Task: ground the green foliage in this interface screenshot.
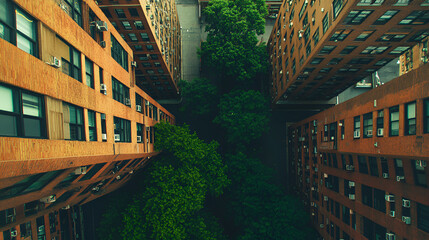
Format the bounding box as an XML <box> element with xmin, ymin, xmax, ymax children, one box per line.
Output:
<box><xmin>119</xmin><ymin>122</ymin><xmax>229</xmax><ymax>240</ymax></box>
<box><xmin>214</xmin><ymin>90</ymin><xmax>270</xmax><ymax>144</ymax></box>
<box><xmin>200</xmin><ymin>0</ymin><xmax>268</xmax><ymax>83</ymax></box>
<box><xmin>179</xmin><ymin>78</ymin><xmax>219</xmax><ymax>117</ymax></box>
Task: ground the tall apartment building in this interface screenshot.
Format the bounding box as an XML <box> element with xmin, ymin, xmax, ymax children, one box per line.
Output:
<box><xmin>97</xmin><ymin>0</ymin><xmax>182</xmax><ymax>100</ymax></box>
<box><xmin>0</xmin><ymin>0</ymin><xmax>174</xmax><ymax>239</ymax></box>
<box><xmin>268</xmin><ymin>0</ymin><xmax>429</xmax><ymax>103</ymax></box>
<box><xmin>288</xmin><ymin>62</ymin><xmax>429</xmax><ymax>240</ymax></box>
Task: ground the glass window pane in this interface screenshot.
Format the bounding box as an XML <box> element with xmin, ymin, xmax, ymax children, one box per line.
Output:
<box><xmin>77</xmin><ymin>108</ymin><xmax>83</xmax><ymax>124</ymax></box>
<box><xmin>70</xmin><ymin>106</ymin><xmax>76</xmax><ymax>124</ymax></box>
<box><xmin>407</xmin><ymin>103</ymin><xmax>416</xmax><ymax>118</ymax></box>
<box><xmin>0</xmin><ymin>85</ymin><xmax>14</xmax><ymax>112</ymax></box>
<box><xmin>22</xmin><ymin>93</ymin><xmax>40</xmax><ymax>117</ymax></box>
<box><xmin>0</xmin><ymin>114</ymin><xmax>17</xmax><ymax>136</ymax></box>
<box><xmin>17</xmin><ymin>34</ymin><xmax>33</xmax><ymax>55</ymax></box>
<box><xmin>0</xmin><ymin>0</ymin><xmax>13</xmax><ymax>25</ymax></box>
<box><xmin>0</xmin><ymin>22</ymin><xmax>11</xmax><ymax>42</ymax></box>
<box><xmin>85</xmin><ymin>59</ymin><xmax>92</xmax><ymax>74</ymax></box>
<box><xmin>88</xmin><ymin>111</ymin><xmax>95</xmax><ymax>126</ymax></box>
<box><xmin>23</xmin><ymin>118</ymin><xmax>41</xmax><ymax>137</ymax></box>
<box><xmin>391</xmin><ymin>112</ymin><xmax>399</xmax><ymax>121</ymax></box>
<box><xmin>73</xmin><ymin>50</ymin><xmax>80</xmax><ymax>67</ymax></box>
<box><xmin>16</xmin><ymin>9</ymin><xmax>35</xmax><ymax>39</ymax></box>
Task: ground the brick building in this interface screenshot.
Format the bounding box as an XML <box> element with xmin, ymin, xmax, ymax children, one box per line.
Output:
<box><xmin>268</xmin><ymin>0</ymin><xmax>429</xmax><ymax>103</ymax></box>
<box><xmin>0</xmin><ymin>0</ymin><xmax>174</xmax><ymax>239</ymax></box>
<box><xmin>288</xmin><ymin>57</ymin><xmax>429</xmax><ymax>239</ymax></box>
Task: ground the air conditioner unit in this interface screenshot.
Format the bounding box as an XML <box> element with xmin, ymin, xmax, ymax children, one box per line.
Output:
<box><xmin>324</xmin><ymin>196</ymin><xmax>328</xmax><ymax>201</ymax></box>
<box><xmin>10</xmin><ymin>230</ymin><xmax>17</xmax><ymax>237</ymax></box>
<box><xmin>102</xmin><ymin>133</ymin><xmax>107</xmax><ymax>141</ymax></box>
<box><xmin>402</xmin><ymin>216</ymin><xmax>411</xmax><ymax>224</ymax></box>
<box><xmin>150</xmin><ymin>14</ymin><xmax>154</xmax><ymax>19</ymax></box>
<box><xmin>330</xmin><ymin>136</ymin><xmax>335</xmax><ymax>140</ymax></box>
<box><xmin>383</xmin><ymin>173</ymin><xmax>389</xmax><ymax>178</ymax></box>
<box><xmin>146</xmin><ymin>126</ymin><xmax>151</xmax><ymax>131</ymax></box>
<box><xmin>366</xmin><ymin>130</ymin><xmax>373</xmax><ymax>136</ymax></box>
<box><xmin>396</xmin><ymin>176</ymin><xmax>405</xmax><ymax>182</ymax></box>
<box><xmin>416</xmin><ymin>160</ymin><xmax>427</xmax><ymax>168</ymax></box>
<box><xmin>145</xmin><ymin>101</ymin><xmax>150</xmax><ymax>106</ymax></box>
<box><xmin>349</xmin><ymin>181</ymin><xmax>355</xmax><ymax>187</ymax></box>
<box><xmin>321</xmin><ymin>8</ymin><xmax>325</xmax><ymax>12</ymax></box>
<box><xmin>377</xmin><ymin>128</ymin><xmax>384</xmax><ymax>136</ymax></box>
<box><xmin>348</xmin><ymin>194</ymin><xmax>355</xmax><ymax>200</ymax></box>
<box><xmin>353</xmin><ymin>130</ymin><xmax>360</xmax><ymax>138</ymax></box>
<box><xmin>52</xmin><ymin>57</ymin><xmax>61</xmax><ymax>68</ymax></box>
<box><xmin>100</xmin><ymin>84</ymin><xmax>107</xmax><ymax>91</ymax></box>
<box><xmin>323</xmin><ymin>173</ymin><xmax>328</xmax><ymax>178</ymax></box>
<box><xmin>38</xmin><ymin>225</ymin><xmax>45</xmax><ymax>233</ymax></box>
<box><xmin>311</xmin><ymin>202</ymin><xmax>315</xmax><ymax>206</ymax></box>
<box><xmin>386</xmin><ymin>233</ymin><xmax>396</xmax><ymax>240</ymax></box>
<box><xmin>385</xmin><ymin>194</ymin><xmax>395</xmax><ymax>202</ymax></box>
<box><xmin>389</xmin><ymin>210</ymin><xmax>395</xmax><ymax>217</ymax></box>
<box><xmin>93</xmin><ymin>21</ymin><xmax>108</xmax><ymax>31</ymax></box>
<box><xmin>116</xmin><ymin>175</ymin><xmax>121</xmax><ymax>180</ymax></box>
<box><xmin>338</xmin><ymin>122</ymin><xmax>343</xmax><ymax>127</ymax></box>
<box><xmin>319</xmin><ymin>224</ymin><xmax>324</xmax><ymax>228</ymax></box>
<box><xmin>136</xmin><ymin>105</ymin><xmax>142</xmax><ymax>112</ymax></box>
<box><xmin>402</xmin><ymin>199</ymin><xmax>411</xmax><ymax>208</ymax></box>
<box><xmin>40</xmin><ymin>195</ymin><xmax>56</xmax><ymax>203</ymax></box>
<box><xmin>137</xmin><ymin>136</ymin><xmax>142</xmax><ymax>143</ymax></box>
<box><xmin>125</xmin><ymin>98</ymin><xmax>131</xmax><ymax>106</ymax></box>
<box><xmin>100</xmin><ymin>40</ymin><xmax>106</xmax><ymax>48</ymax></box>
<box><xmin>323</xmin><ymin>136</ymin><xmax>328</xmax><ymax>141</ymax></box>
<box><xmin>346</xmin><ymin>165</ymin><xmax>354</xmax><ymax>171</ymax></box>
<box><xmin>74</xmin><ymin>166</ymin><xmax>87</xmax><ymax>175</ymax></box>
<box><xmin>289</xmin><ymin>22</ymin><xmax>293</xmax><ymax>27</ymax></box>
<box><xmin>131</xmin><ymin>61</ymin><xmax>137</xmax><ymax>68</ymax></box>
<box><xmin>114</xmin><ymin>134</ymin><xmax>120</xmax><ymax>142</ymax></box>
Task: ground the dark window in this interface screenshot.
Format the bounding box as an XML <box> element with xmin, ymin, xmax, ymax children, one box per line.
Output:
<box><xmin>137</xmin><ymin>123</ymin><xmax>143</xmax><ymax>143</ymax></box>
<box><xmin>425</xmin><ymin>99</ymin><xmax>429</xmax><ymax>133</ymax></box>
<box><xmin>134</xmin><ymin>21</ymin><xmax>144</xmax><ymax>29</ymax></box>
<box><xmin>0</xmin><ymin>208</ymin><xmax>16</xmax><ymax>227</ymax></box>
<box><xmin>399</xmin><ymin>11</ymin><xmax>429</xmax><ymax>25</ymax></box>
<box><xmin>369</xmin><ymin>157</ymin><xmax>379</xmax><ymax>177</ymax></box>
<box><xmin>354</xmin><ymin>116</ymin><xmax>361</xmax><ymax>138</ymax></box>
<box><xmin>333</xmin><ymin>0</ymin><xmax>346</xmax><ymax>19</ymax></box>
<box><xmin>330</xmin><ymin>29</ymin><xmax>352</xmax><ymax>42</ymax></box>
<box><xmin>101</xmin><ymin>113</ymin><xmax>106</xmax><ymax>141</ymax></box>
<box><xmin>413</xmin><ymin>160</ymin><xmax>427</xmax><ymax>187</ymax></box>
<box><xmin>362</xmin><ymin>184</ymin><xmax>373</xmax><ymax>207</ymax></box>
<box><xmin>135</xmin><ymin>93</ymin><xmax>143</xmax><ymax>113</ymax></box>
<box><xmin>115</xmin><ymin>9</ymin><xmax>126</xmax><ymax>18</ymax></box>
<box><xmin>111</xmin><ymin>35</ymin><xmax>128</xmax><ymax>70</ymax></box>
<box><xmin>417</xmin><ymin>203</ymin><xmax>429</xmax><ymax>233</ymax></box>
<box><xmin>64</xmin><ymin>103</ymin><xmax>84</xmax><ymax>141</ymax></box>
<box><xmin>88</xmin><ymin>110</ymin><xmax>96</xmax><ymax>141</ymax></box>
<box><xmin>112</xmin><ymin>77</ymin><xmax>130</xmax><ymax>106</ymax></box>
<box><xmin>0</xmin><ymin>84</ymin><xmax>46</xmax><ymax>138</ymax></box>
<box><xmin>389</xmin><ymin>106</ymin><xmax>399</xmax><ymax>136</ymax></box>
<box><xmin>140</xmin><ymin>33</ymin><xmax>149</xmax><ymax>41</ymax></box>
<box><xmin>378</xmin><ymin>33</ymin><xmax>407</xmax><ymax>42</ymax></box>
<box><xmin>128</xmin><ymin>33</ymin><xmax>137</xmax><ymax>41</ymax></box>
<box><xmin>59</xmin><ymin>0</ymin><xmax>82</xmax><ymax>26</ymax></box>
<box><xmin>363</xmin><ymin>217</ymin><xmax>386</xmax><ymax>240</ymax></box>
<box><xmin>355</xmin><ymin>30</ymin><xmax>374</xmax><ymax>41</ymax></box>
<box><xmin>394</xmin><ymin>158</ymin><xmax>405</xmax><ymax>181</ymax></box>
<box><xmin>361</xmin><ymin>46</ymin><xmax>389</xmax><ymax>54</ymax></box>
<box><xmin>340</xmin><ymin>46</ymin><xmax>357</xmax><ymax>54</ymax></box>
<box><xmin>320</xmin><ymin>45</ymin><xmax>336</xmax><ymax>55</ymax></box>
<box><xmin>381</xmin><ymin>157</ymin><xmax>389</xmax><ymax>177</ymax></box>
<box><xmin>344</xmin><ymin>10</ymin><xmax>373</xmax><ymax>25</ymax></box>
<box><xmin>313</xmin><ymin>28</ymin><xmax>320</xmax><ymax>45</ymax></box>
<box><xmin>377</xmin><ymin>110</ymin><xmax>384</xmax><ymax>136</ymax></box>
<box><xmin>79</xmin><ymin>163</ymin><xmax>105</xmax><ymax>181</ymax></box>
<box><xmin>358</xmin><ymin>155</ymin><xmax>368</xmax><ymax>174</ymax></box>
<box><xmin>322</xmin><ymin>14</ymin><xmax>330</xmax><ymax>33</ymax></box>
<box><xmin>0</xmin><ymin>1</ymin><xmax>38</xmax><ymax>57</ymax></box>
<box><xmin>342</xmin><ymin>205</ymin><xmax>350</xmax><ymax>225</ymax></box>
<box><xmin>311</xmin><ymin>57</ymin><xmax>324</xmax><ymax>65</ymax></box>
<box><xmin>405</xmin><ymin>102</ymin><xmax>416</xmax><ymax>135</ymax></box>
<box><xmin>114</xmin><ymin>117</ymin><xmax>131</xmax><ymax>142</ymax></box>
<box><xmin>373</xmin><ymin>10</ymin><xmax>398</xmax><ymax>25</ymax></box>
<box><xmin>85</xmin><ymin>58</ymin><xmax>94</xmax><ymax>88</ymax></box>
<box><xmin>363</xmin><ymin>113</ymin><xmax>373</xmax><ymax>138</ymax></box>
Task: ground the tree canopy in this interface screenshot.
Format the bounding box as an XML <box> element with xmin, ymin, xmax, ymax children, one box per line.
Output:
<box><xmin>179</xmin><ymin>78</ymin><xmax>219</xmax><ymax>117</ymax></box>
<box><xmin>214</xmin><ymin>90</ymin><xmax>270</xmax><ymax>144</ymax></box>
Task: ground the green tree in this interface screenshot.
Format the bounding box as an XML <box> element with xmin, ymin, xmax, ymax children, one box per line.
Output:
<box><xmin>120</xmin><ymin>122</ymin><xmax>229</xmax><ymax>240</ymax></box>
<box><xmin>179</xmin><ymin>78</ymin><xmax>219</xmax><ymax>117</ymax></box>
<box><xmin>214</xmin><ymin>90</ymin><xmax>270</xmax><ymax>144</ymax></box>
<box><xmin>200</xmin><ymin>0</ymin><xmax>268</xmax><ymax>84</ymax></box>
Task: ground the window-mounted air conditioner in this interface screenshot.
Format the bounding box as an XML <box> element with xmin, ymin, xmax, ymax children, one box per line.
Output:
<box><xmin>102</xmin><ymin>133</ymin><xmax>107</xmax><ymax>141</ymax></box>
<box><xmin>38</xmin><ymin>225</ymin><xmax>45</xmax><ymax>233</ymax></box>
<box><xmin>366</xmin><ymin>129</ymin><xmax>373</xmax><ymax>136</ymax></box>
<box><xmin>385</xmin><ymin>194</ymin><xmax>395</xmax><ymax>202</ymax></box>
<box><xmin>100</xmin><ymin>40</ymin><xmax>106</xmax><ymax>48</ymax></box>
<box><xmin>131</xmin><ymin>61</ymin><xmax>137</xmax><ymax>67</ymax></box>
<box><xmin>100</xmin><ymin>84</ymin><xmax>107</xmax><ymax>91</ymax></box>
<box><xmin>136</xmin><ymin>105</ymin><xmax>142</xmax><ymax>112</ymax></box>
<box><xmin>323</xmin><ymin>173</ymin><xmax>328</xmax><ymax>178</ymax></box>
<box><xmin>389</xmin><ymin>210</ymin><xmax>395</xmax><ymax>217</ymax></box>
<box><xmin>396</xmin><ymin>176</ymin><xmax>405</xmax><ymax>182</ymax></box>
<box><xmin>330</xmin><ymin>136</ymin><xmax>335</xmax><ymax>140</ymax></box>
<box><xmin>74</xmin><ymin>166</ymin><xmax>87</xmax><ymax>175</ymax></box>
<box><xmin>383</xmin><ymin>173</ymin><xmax>389</xmax><ymax>178</ymax></box>
<box><xmin>10</xmin><ymin>230</ymin><xmax>17</xmax><ymax>237</ymax></box>
<box><xmin>416</xmin><ymin>160</ymin><xmax>427</xmax><ymax>168</ymax></box>
<box><xmin>40</xmin><ymin>195</ymin><xmax>56</xmax><ymax>203</ymax></box>
<box><xmin>353</xmin><ymin>130</ymin><xmax>360</xmax><ymax>138</ymax></box>
<box><xmin>91</xmin><ymin>21</ymin><xmax>108</xmax><ymax>31</ymax></box>
<box><xmin>146</xmin><ymin>126</ymin><xmax>151</xmax><ymax>131</ymax></box>
<box><xmin>319</xmin><ymin>224</ymin><xmax>324</xmax><ymax>228</ymax></box>
<box><xmin>114</xmin><ymin>134</ymin><xmax>120</xmax><ymax>142</ymax></box>
<box><xmin>386</xmin><ymin>233</ymin><xmax>396</xmax><ymax>240</ymax></box>
<box><xmin>125</xmin><ymin>98</ymin><xmax>131</xmax><ymax>106</ymax></box>
<box><xmin>377</xmin><ymin>128</ymin><xmax>384</xmax><ymax>136</ymax></box>
<box><xmin>52</xmin><ymin>57</ymin><xmax>61</xmax><ymax>68</ymax></box>
<box><xmin>402</xmin><ymin>216</ymin><xmax>411</xmax><ymax>225</ymax></box>
<box><xmin>323</xmin><ymin>136</ymin><xmax>328</xmax><ymax>141</ymax></box>
<box><xmin>324</xmin><ymin>196</ymin><xmax>328</xmax><ymax>201</ymax></box>
<box><xmin>145</xmin><ymin>101</ymin><xmax>150</xmax><ymax>106</ymax></box>
<box><xmin>346</xmin><ymin>165</ymin><xmax>354</xmax><ymax>171</ymax></box>
<box><xmin>349</xmin><ymin>181</ymin><xmax>355</xmax><ymax>187</ymax></box>
<box><xmin>402</xmin><ymin>199</ymin><xmax>411</xmax><ymax>208</ymax></box>
<box><xmin>348</xmin><ymin>194</ymin><xmax>355</xmax><ymax>200</ymax></box>
<box><xmin>137</xmin><ymin>136</ymin><xmax>142</xmax><ymax>143</ymax></box>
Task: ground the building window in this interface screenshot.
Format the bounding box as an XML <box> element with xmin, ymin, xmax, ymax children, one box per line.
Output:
<box><xmin>62</xmin><ymin>45</ymin><xmax>81</xmax><ymax>82</ymax></box>
<box><xmin>330</xmin><ymin>29</ymin><xmax>353</xmax><ymax>42</ymax></box>
<box><xmin>313</xmin><ymin>28</ymin><xmax>320</xmax><ymax>46</ymax></box>
<box><xmin>405</xmin><ymin>102</ymin><xmax>416</xmax><ymax>135</ymax></box>
<box><xmin>134</xmin><ymin>21</ymin><xmax>144</xmax><ymax>30</ymax></box>
<box><xmin>417</xmin><ymin>203</ymin><xmax>429</xmax><ymax>233</ymax></box>
<box><xmin>135</xmin><ymin>93</ymin><xmax>143</xmax><ymax>113</ymax></box>
<box><xmin>63</xmin><ymin>103</ymin><xmax>84</xmax><ymax>141</ymax></box>
<box><xmin>0</xmin><ymin>208</ymin><xmax>16</xmax><ymax>227</ymax></box>
<box><xmin>390</xmin><ymin>46</ymin><xmax>410</xmax><ymax>55</ymax></box>
<box><xmin>115</xmin><ymin>9</ymin><xmax>126</xmax><ymax>18</ymax></box>
<box><xmin>128</xmin><ymin>33</ymin><xmax>138</xmax><ymax>42</ymax></box>
<box><xmin>0</xmin><ymin>1</ymin><xmax>38</xmax><ymax>57</ymax></box>
<box><xmin>320</xmin><ymin>45</ymin><xmax>336</xmax><ymax>55</ymax></box>
<box><xmin>374</xmin><ymin>188</ymin><xmax>386</xmax><ymax>213</ymax></box>
<box><xmin>111</xmin><ymin>35</ymin><xmax>128</xmax><ymax>71</ymax></box>
<box><xmin>377</xmin><ymin>33</ymin><xmax>407</xmax><ymax>42</ymax></box>
<box><xmin>389</xmin><ymin>106</ymin><xmax>399</xmax><ymax>136</ymax></box>
<box><xmin>358</xmin><ymin>155</ymin><xmax>369</xmax><ymax>174</ymax></box>
<box><xmin>0</xmin><ymin>84</ymin><xmax>46</xmax><ymax>138</ymax></box>
<box><xmin>322</xmin><ymin>14</ymin><xmax>330</xmax><ymax>33</ymax></box>
<box><xmin>373</xmin><ymin>10</ymin><xmax>398</xmax><ymax>25</ymax></box>
<box><xmin>333</xmin><ymin>0</ymin><xmax>346</xmax><ymax>19</ymax></box>
<box><xmin>59</xmin><ymin>0</ymin><xmax>82</xmax><ymax>26</ymax></box>
<box><xmin>101</xmin><ymin>113</ymin><xmax>106</xmax><ymax>142</ymax></box>
<box><xmin>425</xmin><ymin>98</ymin><xmax>429</xmax><ymax>133</ymax></box>
<box><xmin>340</xmin><ymin>46</ymin><xmax>357</xmax><ymax>55</ymax></box>
<box><xmin>121</xmin><ymin>21</ymin><xmax>132</xmax><ymax>30</ymax></box>
<box><xmin>137</xmin><ymin>123</ymin><xmax>143</xmax><ymax>143</ymax></box>
<box><xmin>85</xmin><ymin>58</ymin><xmax>94</xmax><ymax>88</ymax></box>
<box><xmin>399</xmin><ymin>11</ymin><xmax>429</xmax><ymax>25</ymax></box>
<box><xmin>112</xmin><ymin>77</ymin><xmax>130</xmax><ymax>106</ymax></box>
<box><xmin>368</xmin><ymin>157</ymin><xmax>379</xmax><ymax>177</ymax></box>
<box><xmin>354</xmin><ymin>116</ymin><xmax>360</xmax><ymax>138</ymax></box>
<box><xmin>394</xmin><ymin>158</ymin><xmax>405</xmax><ymax>181</ymax></box>
<box><xmin>88</xmin><ymin>110</ymin><xmax>96</xmax><ymax>141</ymax></box>
<box><xmin>362</xmin><ymin>184</ymin><xmax>373</xmax><ymax>207</ymax></box>
<box><xmin>413</xmin><ymin>160</ymin><xmax>427</xmax><ymax>187</ymax></box>
<box><xmin>140</xmin><ymin>33</ymin><xmax>149</xmax><ymax>41</ymax></box>
<box><xmin>355</xmin><ymin>30</ymin><xmax>375</xmax><ymax>41</ymax></box>
<box><xmin>361</xmin><ymin>46</ymin><xmax>389</xmax><ymax>54</ymax></box>
<box><xmin>363</xmin><ymin>113</ymin><xmax>373</xmax><ymax>138</ymax></box>
<box><xmin>381</xmin><ymin>157</ymin><xmax>389</xmax><ymax>177</ymax></box>
<box><xmin>344</xmin><ymin>10</ymin><xmax>373</xmax><ymax>25</ymax></box>
<box><xmin>376</xmin><ymin>110</ymin><xmax>384</xmax><ymax>136</ymax></box>
<box><xmin>114</xmin><ymin>117</ymin><xmax>131</xmax><ymax>142</ymax></box>
<box><xmin>342</xmin><ymin>205</ymin><xmax>350</xmax><ymax>225</ymax></box>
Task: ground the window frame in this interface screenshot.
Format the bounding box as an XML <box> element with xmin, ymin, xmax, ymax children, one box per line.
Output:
<box><xmin>87</xmin><ymin>109</ymin><xmax>97</xmax><ymax>141</ymax></box>
<box><xmin>389</xmin><ymin>106</ymin><xmax>399</xmax><ymax>136</ymax></box>
<box><xmin>405</xmin><ymin>101</ymin><xmax>416</xmax><ymax>135</ymax></box>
